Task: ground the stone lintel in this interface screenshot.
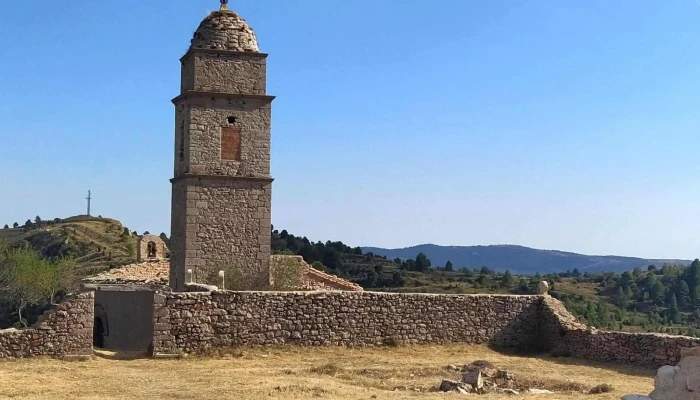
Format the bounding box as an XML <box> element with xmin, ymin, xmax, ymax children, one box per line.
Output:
<box><xmin>172</xmin><ymin>91</ymin><xmax>275</xmax><ymax>105</ymax></box>
<box><xmin>180</xmin><ymin>48</ymin><xmax>269</xmax><ymax>63</ymax></box>
<box><xmin>170</xmin><ymin>173</ymin><xmax>274</xmax><ymax>184</ymax></box>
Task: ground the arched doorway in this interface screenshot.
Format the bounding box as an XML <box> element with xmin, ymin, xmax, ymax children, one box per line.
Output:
<box><xmin>93</xmin><ymin>316</ymin><xmax>105</xmax><ymax>348</ymax></box>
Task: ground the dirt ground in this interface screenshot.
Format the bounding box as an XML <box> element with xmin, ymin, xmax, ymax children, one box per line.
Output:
<box><xmin>0</xmin><ymin>345</ymin><xmax>654</xmax><ymax>399</ymax></box>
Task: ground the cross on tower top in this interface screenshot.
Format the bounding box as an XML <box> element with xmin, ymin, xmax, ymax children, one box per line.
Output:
<box><xmin>220</xmin><ymin>0</ymin><xmax>229</xmax><ymax>11</ymax></box>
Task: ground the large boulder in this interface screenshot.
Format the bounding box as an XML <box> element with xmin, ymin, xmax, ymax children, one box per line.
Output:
<box><xmin>649</xmin><ymin>365</ymin><xmax>676</xmax><ymax>400</ymax></box>
<box><xmin>649</xmin><ymin>356</ymin><xmax>700</xmax><ymax>400</ymax></box>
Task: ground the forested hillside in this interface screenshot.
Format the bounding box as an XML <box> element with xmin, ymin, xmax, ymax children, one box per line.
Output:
<box><xmin>273</xmin><ymin>227</ymin><xmax>700</xmax><ymax>337</ymax></box>
<box><xmin>363</xmin><ymin>244</ymin><xmax>690</xmax><ymax>275</ymax></box>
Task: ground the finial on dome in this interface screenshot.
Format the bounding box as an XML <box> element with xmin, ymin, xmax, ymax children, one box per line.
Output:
<box><xmin>220</xmin><ymin>0</ymin><xmax>229</xmax><ymax>11</ymax></box>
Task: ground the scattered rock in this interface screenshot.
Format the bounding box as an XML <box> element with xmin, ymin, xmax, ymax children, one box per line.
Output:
<box><xmin>439</xmin><ymin>379</ymin><xmax>472</xmax><ymax>393</ymax></box>
<box><xmin>500</xmin><ymin>388</ymin><xmax>519</xmax><ymax>395</ymax></box>
<box><xmin>495</xmin><ymin>369</ymin><xmax>515</xmax><ymax>382</ymax></box>
<box><xmin>456</xmin><ymin>386</ymin><xmax>471</xmax><ymax>395</ymax></box>
<box><xmin>621</xmin><ymin>396</ymin><xmax>652</xmax><ymax>400</ymax></box>
<box><xmin>527</xmin><ymin>388</ymin><xmax>553</xmax><ymax>394</ymax></box>
<box><xmin>465</xmin><ymin>360</ymin><xmax>499</xmax><ymax>377</ymax></box>
<box><xmin>446</xmin><ymin>364</ymin><xmax>460</xmax><ymax>372</ymax></box>
<box><xmin>589</xmin><ymin>383</ymin><xmax>614</xmax><ymax>394</ymax></box>
<box><xmin>462</xmin><ymin>369</ymin><xmax>484</xmax><ymax>389</ymax></box>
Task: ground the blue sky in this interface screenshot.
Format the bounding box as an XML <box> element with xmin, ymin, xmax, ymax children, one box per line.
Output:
<box><xmin>2</xmin><ymin>0</ymin><xmax>700</xmax><ymax>259</ymax></box>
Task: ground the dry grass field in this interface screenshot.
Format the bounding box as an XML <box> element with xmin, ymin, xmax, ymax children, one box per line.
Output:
<box><xmin>0</xmin><ymin>345</ymin><xmax>654</xmax><ymax>400</ymax></box>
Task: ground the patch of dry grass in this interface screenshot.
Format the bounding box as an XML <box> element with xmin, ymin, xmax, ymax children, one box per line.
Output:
<box><xmin>0</xmin><ymin>346</ymin><xmax>654</xmax><ymax>399</ymax></box>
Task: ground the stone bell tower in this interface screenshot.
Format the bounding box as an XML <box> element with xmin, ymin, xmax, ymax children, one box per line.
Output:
<box><xmin>169</xmin><ymin>1</ymin><xmax>274</xmax><ymax>291</ymax></box>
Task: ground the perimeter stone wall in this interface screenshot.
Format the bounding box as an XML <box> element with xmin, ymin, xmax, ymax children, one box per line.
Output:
<box><xmin>0</xmin><ymin>292</ymin><xmax>94</xmax><ymax>359</ymax></box>
<box><xmin>151</xmin><ymin>291</ymin><xmax>541</xmax><ymax>354</ymax></box>
<box><xmin>541</xmin><ymin>296</ymin><xmax>700</xmax><ymax>367</ymax></box>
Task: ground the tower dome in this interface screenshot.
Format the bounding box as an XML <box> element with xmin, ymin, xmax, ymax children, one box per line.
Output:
<box><xmin>190</xmin><ymin>8</ymin><xmax>259</xmax><ymax>53</ymax></box>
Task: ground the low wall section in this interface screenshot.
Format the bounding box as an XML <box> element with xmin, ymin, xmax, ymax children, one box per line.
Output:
<box><xmin>541</xmin><ymin>296</ymin><xmax>700</xmax><ymax>367</ymax></box>
<box><xmin>4</xmin><ymin>288</ymin><xmax>700</xmax><ymax>367</ymax></box>
<box><xmin>0</xmin><ymin>292</ymin><xmax>94</xmax><ymax>359</ymax></box>
<box><xmin>152</xmin><ymin>291</ymin><xmax>541</xmax><ymax>354</ymax></box>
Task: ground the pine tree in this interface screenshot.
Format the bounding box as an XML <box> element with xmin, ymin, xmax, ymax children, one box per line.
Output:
<box><xmin>650</xmin><ymin>281</ymin><xmax>666</xmax><ymax>305</ymax></box>
<box><xmin>414</xmin><ymin>253</ymin><xmax>431</xmax><ymax>272</ymax></box>
<box><xmin>444</xmin><ymin>260</ymin><xmax>454</xmax><ymax>272</ymax></box>
<box><xmin>676</xmin><ymin>280</ymin><xmax>691</xmax><ymax>308</ymax></box>
<box><xmin>501</xmin><ymin>270</ymin><xmax>514</xmax><ymax>288</ymax></box>
<box><xmin>392</xmin><ymin>272</ymin><xmax>405</xmax><ymax>287</ymax></box>
<box><xmin>669</xmin><ymin>293</ymin><xmax>681</xmax><ymax>324</ymax></box>
<box><xmin>518</xmin><ymin>278</ymin><xmax>529</xmax><ymax>293</ymax></box>
<box><xmin>616</xmin><ymin>286</ymin><xmax>629</xmax><ymax>308</ymax></box>
<box><xmin>685</xmin><ymin>259</ymin><xmax>700</xmax><ymax>302</ymax></box>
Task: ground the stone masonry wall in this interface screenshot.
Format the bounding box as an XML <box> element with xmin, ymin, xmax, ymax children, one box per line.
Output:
<box><xmin>181</xmin><ymin>52</ymin><xmax>267</xmax><ymax>95</ymax></box>
<box><xmin>151</xmin><ymin>291</ymin><xmax>541</xmax><ymax>354</ymax></box>
<box><xmin>541</xmin><ymin>296</ymin><xmax>700</xmax><ymax>367</ymax></box>
<box><xmin>0</xmin><ymin>292</ymin><xmax>94</xmax><ymax>359</ymax></box>
<box><xmin>184</xmin><ymin>103</ymin><xmax>271</xmax><ymax>177</ymax></box>
<box><xmin>171</xmin><ymin>177</ymin><xmax>271</xmax><ymax>291</ymax></box>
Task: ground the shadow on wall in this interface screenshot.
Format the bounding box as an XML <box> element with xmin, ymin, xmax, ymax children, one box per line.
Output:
<box><xmin>93</xmin><ymin>303</ymin><xmax>108</xmax><ymax>348</ymax></box>
<box><xmin>93</xmin><ymin>290</ymin><xmax>155</xmax><ymax>352</ymax></box>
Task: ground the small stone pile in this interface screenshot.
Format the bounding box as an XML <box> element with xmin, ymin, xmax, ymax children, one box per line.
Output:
<box><xmin>439</xmin><ymin>360</ymin><xmax>552</xmax><ymax>396</ymax></box>
<box><xmin>622</xmin><ymin>346</ymin><xmax>700</xmax><ymax>400</ymax></box>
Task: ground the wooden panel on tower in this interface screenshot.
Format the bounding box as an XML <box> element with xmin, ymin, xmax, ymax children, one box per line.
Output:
<box><xmin>221</xmin><ymin>127</ymin><xmax>241</xmax><ymax>161</ymax></box>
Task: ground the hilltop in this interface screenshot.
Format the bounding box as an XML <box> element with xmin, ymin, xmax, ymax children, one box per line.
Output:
<box><xmin>1</xmin><ymin>216</ymin><xmax>142</xmax><ymax>277</ymax></box>
<box><xmin>362</xmin><ymin>244</ymin><xmax>690</xmax><ymax>275</ymax></box>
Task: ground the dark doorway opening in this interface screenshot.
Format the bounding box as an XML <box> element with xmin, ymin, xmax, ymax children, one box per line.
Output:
<box><xmin>147</xmin><ymin>241</ymin><xmax>157</xmax><ymax>258</ymax></box>
<box><xmin>93</xmin><ymin>317</ymin><xmax>105</xmax><ymax>348</ymax></box>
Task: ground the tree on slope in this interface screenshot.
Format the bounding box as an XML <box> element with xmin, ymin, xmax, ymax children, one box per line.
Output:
<box><xmin>501</xmin><ymin>270</ymin><xmax>514</xmax><ymax>289</ymax></box>
<box><xmin>684</xmin><ymin>259</ymin><xmax>700</xmax><ymax>303</ymax></box>
<box><xmin>0</xmin><ymin>244</ymin><xmax>77</xmax><ymax>327</ymax></box>
<box><xmin>415</xmin><ymin>253</ymin><xmax>431</xmax><ymax>272</ymax></box>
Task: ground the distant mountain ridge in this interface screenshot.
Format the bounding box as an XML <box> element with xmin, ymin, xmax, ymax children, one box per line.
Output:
<box><xmin>361</xmin><ymin>244</ymin><xmax>691</xmax><ymax>275</ymax></box>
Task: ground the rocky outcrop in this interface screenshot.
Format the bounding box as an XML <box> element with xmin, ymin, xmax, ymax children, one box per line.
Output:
<box><xmin>0</xmin><ymin>292</ymin><xmax>94</xmax><ymax>359</ymax></box>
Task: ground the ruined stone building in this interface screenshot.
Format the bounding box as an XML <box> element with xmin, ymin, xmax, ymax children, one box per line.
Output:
<box><xmin>137</xmin><ymin>235</ymin><xmax>168</xmax><ymax>262</ymax></box>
